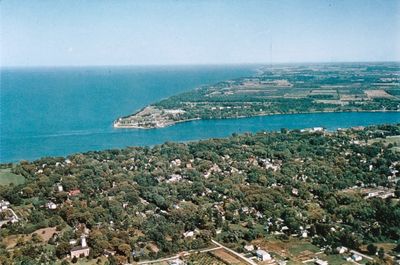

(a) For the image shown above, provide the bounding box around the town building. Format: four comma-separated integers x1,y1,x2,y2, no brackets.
351,254,362,262
70,236,90,259
256,249,271,261
336,246,348,254
0,200,10,210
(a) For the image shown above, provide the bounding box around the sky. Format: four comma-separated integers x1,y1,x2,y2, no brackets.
1,0,399,67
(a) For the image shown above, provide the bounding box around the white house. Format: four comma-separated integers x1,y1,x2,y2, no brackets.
256,249,271,261
244,245,254,252
46,202,57,210
336,246,348,254
167,174,182,183
183,231,194,238
0,200,10,210
57,184,64,192
352,254,362,262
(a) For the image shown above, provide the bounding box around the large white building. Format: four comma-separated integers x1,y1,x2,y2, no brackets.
256,249,271,261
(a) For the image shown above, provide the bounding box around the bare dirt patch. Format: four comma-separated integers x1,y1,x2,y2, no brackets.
211,249,246,265
2,227,58,249
32,227,57,242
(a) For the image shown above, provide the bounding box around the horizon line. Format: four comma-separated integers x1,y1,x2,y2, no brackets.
1,60,400,69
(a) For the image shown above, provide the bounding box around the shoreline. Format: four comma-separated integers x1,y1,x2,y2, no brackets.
113,109,400,129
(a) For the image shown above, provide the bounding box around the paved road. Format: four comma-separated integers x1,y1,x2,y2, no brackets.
350,250,373,260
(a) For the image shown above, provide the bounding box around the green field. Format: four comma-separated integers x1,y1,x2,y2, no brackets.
288,241,320,256
0,168,25,185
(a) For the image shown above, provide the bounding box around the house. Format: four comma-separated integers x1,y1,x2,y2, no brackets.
70,236,90,259
312,127,324,132
46,202,57,210
314,259,328,265
336,246,348,254
281,226,289,232
351,254,362,262
57,184,64,192
68,189,81,197
166,174,182,183
365,190,381,198
0,200,10,210
244,245,254,252
170,159,182,167
256,249,271,261
104,249,116,257
183,231,194,238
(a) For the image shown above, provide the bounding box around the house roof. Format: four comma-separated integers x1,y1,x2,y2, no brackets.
71,246,90,252
256,249,269,256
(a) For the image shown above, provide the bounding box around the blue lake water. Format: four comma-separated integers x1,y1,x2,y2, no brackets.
1,65,399,163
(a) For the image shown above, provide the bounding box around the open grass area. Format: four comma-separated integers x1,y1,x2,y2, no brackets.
324,254,353,265
0,168,25,185
288,242,320,256
253,237,320,260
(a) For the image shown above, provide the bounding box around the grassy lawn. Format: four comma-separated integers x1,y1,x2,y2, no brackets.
324,254,353,265
288,241,320,256
0,168,25,185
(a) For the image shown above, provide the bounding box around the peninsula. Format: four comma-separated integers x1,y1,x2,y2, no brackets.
114,62,400,129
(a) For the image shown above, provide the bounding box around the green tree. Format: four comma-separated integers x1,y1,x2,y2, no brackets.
367,244,377,255
377,247,384,259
